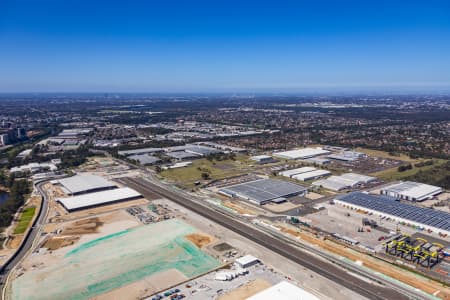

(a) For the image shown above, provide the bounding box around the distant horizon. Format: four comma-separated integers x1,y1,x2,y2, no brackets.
1,84,450,96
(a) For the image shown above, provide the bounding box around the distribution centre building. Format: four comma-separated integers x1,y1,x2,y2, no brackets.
279,167,316,178
334,192,450,235
291,169,331,181
312,177,351,191
57,187,141,212
380,181,442,202
128,154,161,165
247,281,320,300
219,179,307,205
272,147,330,160
55,174,117,195
312,173,376,191
250,155,277,164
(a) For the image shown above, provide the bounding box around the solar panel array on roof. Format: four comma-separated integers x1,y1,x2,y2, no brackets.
219,179,307,204
336,192,450,232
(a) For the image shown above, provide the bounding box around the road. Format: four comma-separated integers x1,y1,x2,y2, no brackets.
119,176,422,300
0,181,50,299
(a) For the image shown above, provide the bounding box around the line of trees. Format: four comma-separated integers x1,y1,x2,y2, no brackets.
0,179,31,228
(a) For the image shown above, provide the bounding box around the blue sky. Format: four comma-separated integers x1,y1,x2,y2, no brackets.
1,0,450,92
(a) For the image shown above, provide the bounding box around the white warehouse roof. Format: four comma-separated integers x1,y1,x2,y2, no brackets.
292,169,331,181
246,281,320,300
273,148,330,160
312,178,350,191
381,181,442,201
279,167,316,178
340,173,376,184
312,173,375,191
56,174,116,195
236,254,259,266
57,187,141,211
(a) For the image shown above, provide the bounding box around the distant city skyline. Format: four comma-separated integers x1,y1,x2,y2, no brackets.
1,0,450,92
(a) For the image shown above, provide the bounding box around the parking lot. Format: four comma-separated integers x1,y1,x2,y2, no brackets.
126,203,174,224
306,204,398,248
147,261,296,300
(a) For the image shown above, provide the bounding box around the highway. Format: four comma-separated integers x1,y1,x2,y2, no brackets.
119,176,422,300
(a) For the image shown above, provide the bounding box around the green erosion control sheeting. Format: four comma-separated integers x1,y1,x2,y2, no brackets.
12,219,219,300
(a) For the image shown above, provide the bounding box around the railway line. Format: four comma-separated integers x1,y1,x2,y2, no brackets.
119,176,422,300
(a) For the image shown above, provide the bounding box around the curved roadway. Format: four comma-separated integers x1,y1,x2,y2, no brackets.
0,181,51,300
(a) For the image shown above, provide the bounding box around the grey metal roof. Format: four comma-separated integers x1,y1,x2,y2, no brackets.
118,147,163,156
128,154,161,165
166,151,200,160
336,192,450,231
220,179,307,204
57,174,116,195
185,145,221,156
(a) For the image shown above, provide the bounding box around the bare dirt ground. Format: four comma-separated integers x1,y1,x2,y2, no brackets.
6,235,23,249
217,278,271,300
91,269,187,300
276,223,450,299
62,217,104,235
305,192,324,200
222,200,256,215
43,236,80,251
185,233,214,248
264,201,300,213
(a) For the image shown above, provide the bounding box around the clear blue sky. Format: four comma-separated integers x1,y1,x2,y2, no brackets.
1,0,450,93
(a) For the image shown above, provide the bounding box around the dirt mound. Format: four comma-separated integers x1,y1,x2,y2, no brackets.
185,233,212,248
43,236,80,250
62,217,103,235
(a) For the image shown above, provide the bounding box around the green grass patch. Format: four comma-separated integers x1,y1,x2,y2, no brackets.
372,159,448,182
159,155,253,188
13,207,36,235
355,147,419,163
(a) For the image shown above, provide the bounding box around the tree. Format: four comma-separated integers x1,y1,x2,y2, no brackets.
201,172,210,180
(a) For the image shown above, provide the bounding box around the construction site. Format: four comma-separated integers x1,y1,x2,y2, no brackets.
384,234,443,267
5,153,450,300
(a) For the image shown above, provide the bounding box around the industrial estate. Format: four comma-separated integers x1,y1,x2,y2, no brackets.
0,95,449,300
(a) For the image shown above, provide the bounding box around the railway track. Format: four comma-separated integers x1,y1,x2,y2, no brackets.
120,176,421,300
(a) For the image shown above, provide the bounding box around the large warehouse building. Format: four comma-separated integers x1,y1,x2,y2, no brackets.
380,181,442,202
57,187,141,212
219,179,307,205
273,147,330,160
247,281,320,300
55,174,117,195
312,173,376,191
279,167,316,178
334,192,450,235
291,169,331,181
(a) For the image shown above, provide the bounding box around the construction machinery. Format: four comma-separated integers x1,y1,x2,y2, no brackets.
384,234,444,268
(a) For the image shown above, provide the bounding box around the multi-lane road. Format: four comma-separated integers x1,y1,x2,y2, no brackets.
119,176,426,300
